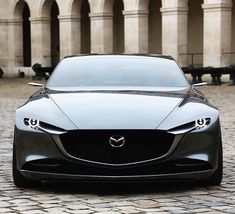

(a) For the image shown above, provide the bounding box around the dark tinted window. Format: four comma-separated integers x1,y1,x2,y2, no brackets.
47,56,189,88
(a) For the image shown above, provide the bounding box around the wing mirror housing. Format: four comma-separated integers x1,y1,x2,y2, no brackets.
28,82,44,88
192,82,207,88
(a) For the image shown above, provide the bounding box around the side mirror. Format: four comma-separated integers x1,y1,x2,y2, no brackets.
28,82,44,88
192,82,207,88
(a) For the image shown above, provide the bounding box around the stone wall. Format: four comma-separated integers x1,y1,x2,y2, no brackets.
0,0,234,76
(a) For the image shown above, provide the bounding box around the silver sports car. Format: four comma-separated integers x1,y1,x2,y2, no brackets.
13,54,223,187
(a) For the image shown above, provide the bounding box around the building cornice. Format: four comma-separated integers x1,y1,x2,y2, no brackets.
89,12,113,20
122,10,149,18
58,15,81,21
29,17,51,23
202,3,232,12
160,7,188,15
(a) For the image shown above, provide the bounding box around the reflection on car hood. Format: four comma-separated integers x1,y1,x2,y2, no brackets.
47,86,189,93
49,89,188,129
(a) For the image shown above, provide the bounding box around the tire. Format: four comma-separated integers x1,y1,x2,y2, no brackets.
12,136,41,188
201,141,223,186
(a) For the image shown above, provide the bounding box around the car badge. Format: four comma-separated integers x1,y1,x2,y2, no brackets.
109,135,125,148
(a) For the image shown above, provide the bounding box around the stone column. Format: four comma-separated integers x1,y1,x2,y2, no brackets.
202,2,232,67
0,19,8,68
89,12,113,53
8,19,23,66
123,10,149,53
30,17,51,67
58,15,81,58
161,6,188,66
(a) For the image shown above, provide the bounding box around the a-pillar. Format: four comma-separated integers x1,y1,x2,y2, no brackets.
30,17,51,66
161,4,188,66
59,15,81,58
202,1,232,67
89,12,113,53
123,10,149,53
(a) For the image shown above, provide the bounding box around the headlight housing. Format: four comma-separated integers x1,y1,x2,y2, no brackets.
24,118,66,135
168,118,211,134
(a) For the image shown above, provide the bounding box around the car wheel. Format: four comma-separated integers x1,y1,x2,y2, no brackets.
202,141,223,186
12,137,41,188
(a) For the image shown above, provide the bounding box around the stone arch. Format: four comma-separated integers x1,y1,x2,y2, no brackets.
13,0,31,66
113,0,124,53
40,0,61,17
66,0,90,54
231,0,235,64
138,0,149,11
12,0,31,18
103,0,115,13
148,0,162,54
51,1,60,66
36,0,60,66
188,0,203,66
14,0,27,18
70,0,83,16
41,0,54,17
81,0,91,53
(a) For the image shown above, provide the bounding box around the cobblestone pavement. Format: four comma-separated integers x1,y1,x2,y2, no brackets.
0,78,235,214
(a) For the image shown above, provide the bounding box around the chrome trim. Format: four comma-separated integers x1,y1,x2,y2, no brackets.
168,126,196,135
109,135,125,148
38,126,67,135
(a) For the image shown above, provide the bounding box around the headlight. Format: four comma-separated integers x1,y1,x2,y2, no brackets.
24,118,39,130
24,118,66,135
168,118,211,134
195,118,210,129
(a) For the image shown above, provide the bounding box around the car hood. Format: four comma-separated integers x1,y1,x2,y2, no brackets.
49,90,188,129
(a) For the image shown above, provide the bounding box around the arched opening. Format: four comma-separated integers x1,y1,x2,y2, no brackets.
23,4,31,66
14,0,31,66
188,0,203,67
113,0,124,53
231,0,235,64
81,0,90,54
148,0,161,54
51,1,60,67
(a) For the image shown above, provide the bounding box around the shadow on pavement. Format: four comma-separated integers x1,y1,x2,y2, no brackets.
31,181,204,195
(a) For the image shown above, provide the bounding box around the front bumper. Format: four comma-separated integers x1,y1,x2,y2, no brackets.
14,122,221,182
20,169,215,183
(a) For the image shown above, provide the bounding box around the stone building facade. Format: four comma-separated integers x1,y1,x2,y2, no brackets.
0,0,234,76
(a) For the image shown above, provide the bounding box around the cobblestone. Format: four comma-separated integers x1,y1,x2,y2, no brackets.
0,78,235,213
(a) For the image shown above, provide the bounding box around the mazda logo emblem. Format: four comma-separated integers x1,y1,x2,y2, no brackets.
109,135,125,148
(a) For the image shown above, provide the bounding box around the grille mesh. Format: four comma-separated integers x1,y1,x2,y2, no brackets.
60,130,174,165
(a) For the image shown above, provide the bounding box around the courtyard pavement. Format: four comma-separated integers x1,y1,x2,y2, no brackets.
0,78,235,214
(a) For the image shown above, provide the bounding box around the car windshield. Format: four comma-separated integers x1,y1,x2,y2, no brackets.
46,56,189,89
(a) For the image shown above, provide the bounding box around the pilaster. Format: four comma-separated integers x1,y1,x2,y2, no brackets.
161,6,188,66
58,15,81,57
123,10,149,53
30,17,51,66
202,2,232,67
89,12,113,53
8,18,23,66
0,19,9,68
